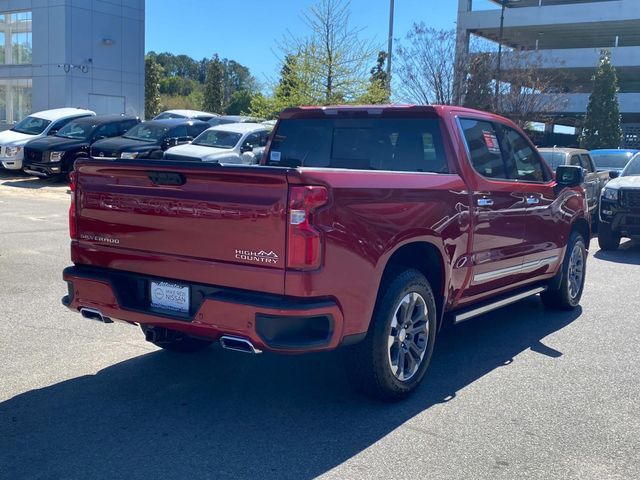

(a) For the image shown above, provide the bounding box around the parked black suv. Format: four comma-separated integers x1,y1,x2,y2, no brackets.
90,119,209,160
22,115,139,178
599,153,640,250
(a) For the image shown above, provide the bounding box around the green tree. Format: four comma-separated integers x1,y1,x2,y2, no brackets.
462,53,494,112
144,55,163,118
279,0,375,104
203,54,224,114
249,92,280,120
580,49,622,149
225,90,253,115
359,51,389,104
222,59,257,107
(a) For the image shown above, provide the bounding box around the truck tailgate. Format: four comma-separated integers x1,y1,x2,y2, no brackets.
73,160,289,293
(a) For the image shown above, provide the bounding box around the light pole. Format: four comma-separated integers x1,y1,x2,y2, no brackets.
494,0,520,109
387,0,395,98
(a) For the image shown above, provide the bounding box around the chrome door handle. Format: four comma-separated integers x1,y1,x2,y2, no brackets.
477,198,494,207
526,197,540,205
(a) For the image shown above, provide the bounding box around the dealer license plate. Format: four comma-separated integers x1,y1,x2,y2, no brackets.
150,281,190,313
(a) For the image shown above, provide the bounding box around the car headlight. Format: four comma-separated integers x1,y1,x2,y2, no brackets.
49,151,64,162
120,152,139,159
602,187,619,201
5,146,22,157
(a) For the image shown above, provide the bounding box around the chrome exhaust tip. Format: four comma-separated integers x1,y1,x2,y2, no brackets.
80,307,113,324
219,335,262,354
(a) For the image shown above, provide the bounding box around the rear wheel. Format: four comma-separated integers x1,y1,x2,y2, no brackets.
141,325,213,353
598,222,620,251
343,269,437,401
541,232,587,310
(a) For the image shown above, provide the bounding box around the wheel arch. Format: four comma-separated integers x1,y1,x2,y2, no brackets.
377,240,447,330
572,217,591,250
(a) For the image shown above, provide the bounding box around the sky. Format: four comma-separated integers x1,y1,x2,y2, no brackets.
145,0,495,87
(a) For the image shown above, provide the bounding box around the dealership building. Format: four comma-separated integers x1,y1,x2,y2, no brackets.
0,0,144,129
457,0,640,148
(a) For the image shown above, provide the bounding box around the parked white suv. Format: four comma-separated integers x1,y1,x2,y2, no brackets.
163,123,271,164
0,108,95,170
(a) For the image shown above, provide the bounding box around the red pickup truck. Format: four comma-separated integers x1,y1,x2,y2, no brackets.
62,105,590,400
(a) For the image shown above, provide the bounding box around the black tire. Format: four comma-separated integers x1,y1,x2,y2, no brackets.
598,222,620,251
141,325,213,353
541,231,587,310
343,269,437,402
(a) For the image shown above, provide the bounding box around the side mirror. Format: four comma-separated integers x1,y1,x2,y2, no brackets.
48,129,59,136
241,144,254,153
555,165,585,189
93,135,106,141
609,170,620,179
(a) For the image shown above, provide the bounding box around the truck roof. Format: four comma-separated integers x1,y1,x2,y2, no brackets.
30,107,95,121
279,104,513,123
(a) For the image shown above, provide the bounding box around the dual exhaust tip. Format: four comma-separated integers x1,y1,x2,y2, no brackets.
219,335,262,354
80,307,113,324
79,308,260,354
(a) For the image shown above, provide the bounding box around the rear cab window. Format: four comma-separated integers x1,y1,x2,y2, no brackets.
265,117,449,173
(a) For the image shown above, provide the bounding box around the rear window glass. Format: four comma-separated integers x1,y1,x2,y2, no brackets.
266,118,448,173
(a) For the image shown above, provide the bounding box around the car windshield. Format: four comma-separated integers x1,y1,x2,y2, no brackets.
622,154,640,176
590,152,635,170
11,116,51,135
123,124,168,142
539,151,566,168
192,130,242,149
56,121,94,140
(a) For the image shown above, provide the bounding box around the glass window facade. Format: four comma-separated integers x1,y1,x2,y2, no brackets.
0,78,32,127
0,11,32,64
0,11,32,125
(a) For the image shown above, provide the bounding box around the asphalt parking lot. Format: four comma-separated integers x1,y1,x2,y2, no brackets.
1,171,639,480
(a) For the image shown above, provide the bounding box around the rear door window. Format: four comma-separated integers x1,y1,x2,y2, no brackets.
266,117,448,173
459,118,507,179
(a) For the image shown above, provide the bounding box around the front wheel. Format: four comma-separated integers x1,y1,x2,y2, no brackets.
541,232,587,310
343,269,437,401
598,222,620,251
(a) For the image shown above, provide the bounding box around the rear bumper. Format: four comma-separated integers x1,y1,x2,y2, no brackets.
62,265,346,353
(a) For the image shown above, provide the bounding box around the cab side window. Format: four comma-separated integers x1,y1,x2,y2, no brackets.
243,132,260,149
258,130,270,147
580,154,595,173
48,117,76,135
459,118,507,179
169,126,188,139
188,123,208,138
94,123,120,139
569,155,581,167
119,119,138,135
501,126,549,182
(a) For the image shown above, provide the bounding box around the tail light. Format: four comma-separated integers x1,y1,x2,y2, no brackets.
287,185,329,270
68,170,78,240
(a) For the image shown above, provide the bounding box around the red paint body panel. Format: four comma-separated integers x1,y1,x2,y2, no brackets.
63,105,589,352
